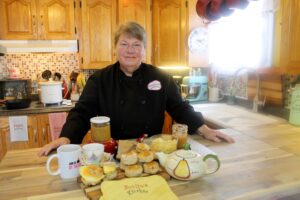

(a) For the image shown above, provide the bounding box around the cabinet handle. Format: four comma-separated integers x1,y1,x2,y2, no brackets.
42,127,46,141
40,15,44,39
32,15,36,26
34,129,37,143
32,15,37,38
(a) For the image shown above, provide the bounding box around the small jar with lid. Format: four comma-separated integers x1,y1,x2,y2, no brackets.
90,116,111,142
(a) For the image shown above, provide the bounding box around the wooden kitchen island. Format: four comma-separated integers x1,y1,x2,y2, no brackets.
1,123,300,200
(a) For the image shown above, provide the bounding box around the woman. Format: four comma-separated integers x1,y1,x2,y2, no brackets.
39,21,234,156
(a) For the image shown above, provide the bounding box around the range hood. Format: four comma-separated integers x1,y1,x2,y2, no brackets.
0,40,78,53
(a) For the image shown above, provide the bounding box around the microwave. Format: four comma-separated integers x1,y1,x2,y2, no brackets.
0,79,31,100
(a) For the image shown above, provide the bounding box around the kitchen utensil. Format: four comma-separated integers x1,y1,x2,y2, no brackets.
46,144,81,179
0,79,31,100
76,72,86,93
80,143,104,165
39,81,63,104
208,87,224,102
41,70,52,81
156,149,220,180
181,84,201,99
5,99,31,109
69,71,79,83
181,76,208,102
53,72,62,81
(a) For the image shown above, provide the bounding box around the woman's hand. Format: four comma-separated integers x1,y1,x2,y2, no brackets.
197,125,235,143
38,137,71,156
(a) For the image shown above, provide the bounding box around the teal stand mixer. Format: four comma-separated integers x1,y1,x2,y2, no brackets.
181,69,208,102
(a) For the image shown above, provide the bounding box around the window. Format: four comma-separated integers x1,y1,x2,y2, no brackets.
208,0,278,73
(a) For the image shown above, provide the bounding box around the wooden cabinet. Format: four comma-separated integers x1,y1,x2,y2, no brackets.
280,0,300,71
0,128,7,161
0,0,37,39
152,0,188,66
37,114,51,146
80,0,117,69
0,0,76,40
0,114,51,150
118,0,152,63
79,0,188,69
80,0,152,69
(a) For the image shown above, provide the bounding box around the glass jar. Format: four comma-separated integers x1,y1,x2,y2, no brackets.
90,116,111,142
172,123,188,149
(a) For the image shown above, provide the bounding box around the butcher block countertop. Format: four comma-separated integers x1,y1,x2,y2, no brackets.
1,123,300,200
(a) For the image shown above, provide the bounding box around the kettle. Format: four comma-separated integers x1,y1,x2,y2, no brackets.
156,149,220,180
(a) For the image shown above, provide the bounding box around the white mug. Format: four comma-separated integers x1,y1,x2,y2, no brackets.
46,144,81,179
81,143,104,165
209,87,224,102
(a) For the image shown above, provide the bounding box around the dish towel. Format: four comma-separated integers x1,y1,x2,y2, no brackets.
48,112,67,141
100,175,178,200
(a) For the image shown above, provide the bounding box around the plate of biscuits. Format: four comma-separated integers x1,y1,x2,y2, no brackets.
79,137,175,200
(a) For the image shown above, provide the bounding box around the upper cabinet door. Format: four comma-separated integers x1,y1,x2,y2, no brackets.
280,0,300,70
39,0,76,39
152,0,188,66
0,0,75,40
0,0,37,39
81,0,117,69
118,0,152,64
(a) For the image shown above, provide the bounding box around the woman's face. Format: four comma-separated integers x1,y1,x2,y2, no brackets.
116,34,145,76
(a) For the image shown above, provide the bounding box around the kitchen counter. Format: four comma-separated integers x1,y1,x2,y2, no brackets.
0,101,75,116
1,124,300,199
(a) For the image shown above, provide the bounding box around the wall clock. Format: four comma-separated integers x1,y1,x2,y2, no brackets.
188,27,208,54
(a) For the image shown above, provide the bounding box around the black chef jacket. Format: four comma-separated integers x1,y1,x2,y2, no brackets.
60,62,204,144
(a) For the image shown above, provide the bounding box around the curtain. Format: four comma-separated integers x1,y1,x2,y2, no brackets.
208,0,278,73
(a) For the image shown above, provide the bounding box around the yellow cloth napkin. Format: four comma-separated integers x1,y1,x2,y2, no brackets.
100,175,178,200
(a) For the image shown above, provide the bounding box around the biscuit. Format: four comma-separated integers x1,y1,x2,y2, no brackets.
125,164,143,177
102,162,117,180
136,143,150,152
121,151,138,165
143,161,160,174
138,150,154,163
80,165,104,185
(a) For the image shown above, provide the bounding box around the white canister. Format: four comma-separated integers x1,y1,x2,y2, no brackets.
39,81,63,104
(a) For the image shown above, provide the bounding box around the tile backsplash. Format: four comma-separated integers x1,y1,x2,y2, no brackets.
216,73,248,99
0,53,96,81
282,74,300,108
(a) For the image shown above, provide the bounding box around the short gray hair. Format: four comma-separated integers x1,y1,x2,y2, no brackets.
114,21,146,47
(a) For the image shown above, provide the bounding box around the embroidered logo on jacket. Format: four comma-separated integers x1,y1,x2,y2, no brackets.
147,80,161,91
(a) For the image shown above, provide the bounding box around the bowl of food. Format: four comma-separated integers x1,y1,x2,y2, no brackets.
147,134,178,154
